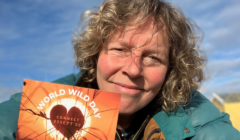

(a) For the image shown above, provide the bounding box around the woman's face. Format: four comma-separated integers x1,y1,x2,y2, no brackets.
97,21,169,116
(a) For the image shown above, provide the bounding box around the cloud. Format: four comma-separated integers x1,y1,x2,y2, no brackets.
206,58,240,76
0,84,21,103
168,1,240,51
0,0,104,102
0,0,105,75
0,0,104,43
199,58,240,98
200,78,240,99
200,2,240,49
164,1,240,100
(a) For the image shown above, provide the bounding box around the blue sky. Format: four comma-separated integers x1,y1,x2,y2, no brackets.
0,0,240,102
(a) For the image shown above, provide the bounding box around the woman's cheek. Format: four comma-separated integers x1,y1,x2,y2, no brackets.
146,68,167,89
97,53,121,78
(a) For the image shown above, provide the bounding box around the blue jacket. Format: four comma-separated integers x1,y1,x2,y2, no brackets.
0,73,239,140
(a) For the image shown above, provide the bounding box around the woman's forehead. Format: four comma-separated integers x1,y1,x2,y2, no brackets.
109,22,169,50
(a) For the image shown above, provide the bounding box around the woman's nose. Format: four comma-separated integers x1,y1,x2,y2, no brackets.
121,52,142,78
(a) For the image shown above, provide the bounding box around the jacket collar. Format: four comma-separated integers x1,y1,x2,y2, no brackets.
153,106,196,140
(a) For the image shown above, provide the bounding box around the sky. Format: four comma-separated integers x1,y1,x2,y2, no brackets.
0,0,240,102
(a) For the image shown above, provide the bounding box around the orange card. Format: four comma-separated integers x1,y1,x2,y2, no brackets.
16,79,121,140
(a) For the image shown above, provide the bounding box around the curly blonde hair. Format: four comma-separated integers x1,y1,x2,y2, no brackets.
73,0,204,112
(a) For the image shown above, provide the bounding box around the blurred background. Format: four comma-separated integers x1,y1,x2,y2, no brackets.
0,0,239,130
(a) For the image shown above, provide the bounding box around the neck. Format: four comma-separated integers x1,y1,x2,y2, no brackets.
117,113,136,129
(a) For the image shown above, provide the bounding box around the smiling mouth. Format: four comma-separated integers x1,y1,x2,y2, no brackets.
114,83,142,94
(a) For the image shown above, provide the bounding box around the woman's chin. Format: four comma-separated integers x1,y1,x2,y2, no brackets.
118,110,134,116
118,103,139,116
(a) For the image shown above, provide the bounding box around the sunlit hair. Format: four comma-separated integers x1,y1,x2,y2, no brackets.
73,0,204,112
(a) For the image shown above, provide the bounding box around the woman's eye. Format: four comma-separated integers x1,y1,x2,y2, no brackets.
143,55,162,66
108,47,131,57
149,56,159,61
114,48,123,51
109,48,124,52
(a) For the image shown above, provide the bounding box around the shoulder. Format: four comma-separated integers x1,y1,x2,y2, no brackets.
184,91,240,140
0,92,21,139
0,73,81,140
52,72,82,85
151,91,240,140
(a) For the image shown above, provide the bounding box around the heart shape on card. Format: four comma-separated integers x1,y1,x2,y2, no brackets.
50,105,84,139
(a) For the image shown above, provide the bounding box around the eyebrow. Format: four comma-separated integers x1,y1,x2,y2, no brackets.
116,37,168,57
118,40,133,48
118,38,165,51
118,40,152,49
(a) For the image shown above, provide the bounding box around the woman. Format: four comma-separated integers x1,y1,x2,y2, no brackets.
72,0,240,139
0,0,239,140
